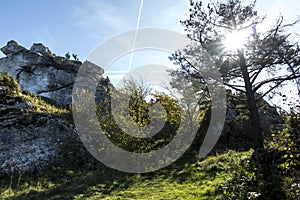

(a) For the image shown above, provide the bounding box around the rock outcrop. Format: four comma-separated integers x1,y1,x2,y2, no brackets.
1,40,27,55
0,40,84,107
0,78,96,175
219,92,282,148
0,40,283,174
0,87,68,174
0,41,110,175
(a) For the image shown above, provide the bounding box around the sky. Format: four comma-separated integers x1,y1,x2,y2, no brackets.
0,0,190,60
0,0,299,108
1,0,299,60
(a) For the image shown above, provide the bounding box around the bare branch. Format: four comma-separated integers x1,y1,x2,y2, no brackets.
254,69,300,92
224,82,246,93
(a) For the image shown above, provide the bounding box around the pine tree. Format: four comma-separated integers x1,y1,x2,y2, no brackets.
170,0,300,148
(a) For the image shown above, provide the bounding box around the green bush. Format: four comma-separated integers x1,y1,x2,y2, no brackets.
221,112,300,199
96,93,182,153
0,72,21,95
274,113,300,172
220,149,286,199
271,112,300,199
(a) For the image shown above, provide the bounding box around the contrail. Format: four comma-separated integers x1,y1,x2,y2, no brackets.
128,0,144,72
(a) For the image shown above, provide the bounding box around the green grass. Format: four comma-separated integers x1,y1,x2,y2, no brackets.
0,72,71,121
1,73,299,199
0,150,254,200
19,90,71,121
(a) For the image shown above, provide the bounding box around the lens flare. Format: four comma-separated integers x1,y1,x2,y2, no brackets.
223,31,247,51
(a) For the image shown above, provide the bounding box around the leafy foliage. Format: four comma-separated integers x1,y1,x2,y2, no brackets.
269,113,300,199
221,112,300,199
0,72,70,119
0,72,21,95
275,113,300,171
96,90,182,153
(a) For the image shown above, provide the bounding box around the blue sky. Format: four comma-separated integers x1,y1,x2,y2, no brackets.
1,0,298,60
0,0,299,92
0,0,190,59
0,0,299,110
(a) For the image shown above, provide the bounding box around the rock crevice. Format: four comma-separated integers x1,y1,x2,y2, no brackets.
0,40,84,107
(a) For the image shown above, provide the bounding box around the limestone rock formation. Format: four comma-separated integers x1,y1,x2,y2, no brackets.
1,40,27,55
0,41,111,175
0,81,96,175
0,89,64,174
219,92,282,148
30,43,52,55
0,40,93,107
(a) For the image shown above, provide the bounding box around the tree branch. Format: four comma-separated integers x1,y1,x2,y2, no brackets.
224,82,246,93
254,70,300,92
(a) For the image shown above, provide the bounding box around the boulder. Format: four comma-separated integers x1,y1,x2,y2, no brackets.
1,40,27,55
0,41,107,107
30,43,52,55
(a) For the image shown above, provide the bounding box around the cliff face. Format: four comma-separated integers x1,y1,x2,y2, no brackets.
0,41,107,175
219,92,282,148
0,40,81,107
0,73,93,175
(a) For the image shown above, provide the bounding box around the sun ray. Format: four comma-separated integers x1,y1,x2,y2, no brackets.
223,31,248,52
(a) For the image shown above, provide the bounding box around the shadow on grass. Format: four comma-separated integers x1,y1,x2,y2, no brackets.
6,163,136,200
4,148,198,200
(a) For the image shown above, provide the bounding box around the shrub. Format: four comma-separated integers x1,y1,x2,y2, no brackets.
0,72,20,95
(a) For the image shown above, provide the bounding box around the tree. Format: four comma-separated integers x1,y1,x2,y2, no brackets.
170,0,300,148
65,52,70,59
72,53,79,61
119,78,152,127
95,77,182,152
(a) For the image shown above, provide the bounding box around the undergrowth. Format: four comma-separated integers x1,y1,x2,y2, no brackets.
1,72,299,199
0,72,71,122
0,150,254,200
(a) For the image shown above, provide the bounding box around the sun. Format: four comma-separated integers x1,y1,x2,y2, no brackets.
223,31,248,52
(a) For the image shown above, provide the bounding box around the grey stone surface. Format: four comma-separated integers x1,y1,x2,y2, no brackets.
1,40,27,55
0,41,110,175
0,40,100,107
30,43,52,55
0,93,80,174
219,92,281,146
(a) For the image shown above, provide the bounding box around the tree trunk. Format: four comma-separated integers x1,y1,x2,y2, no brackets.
238,49,264,149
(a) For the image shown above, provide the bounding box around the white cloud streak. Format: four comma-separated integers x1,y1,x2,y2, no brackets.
128,0,144,72
73,0,125,31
